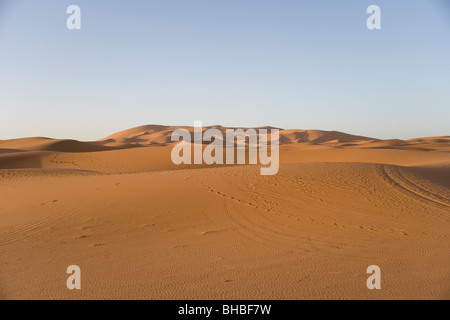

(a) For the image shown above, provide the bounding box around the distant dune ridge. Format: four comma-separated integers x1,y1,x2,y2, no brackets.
0,125,449,299
0,124,449,172
2,124,449,151
99,124,377,147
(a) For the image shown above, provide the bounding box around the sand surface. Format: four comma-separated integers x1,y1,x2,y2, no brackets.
0,126,449,299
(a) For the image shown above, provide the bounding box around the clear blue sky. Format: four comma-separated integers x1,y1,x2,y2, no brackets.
0,0,449,140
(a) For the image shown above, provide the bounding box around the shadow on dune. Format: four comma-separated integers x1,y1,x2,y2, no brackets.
407,166,450,189
0,148,24,154
0,152,43,169
40,140,121,153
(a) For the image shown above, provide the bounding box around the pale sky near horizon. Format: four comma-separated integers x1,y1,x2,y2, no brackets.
0,0,449,141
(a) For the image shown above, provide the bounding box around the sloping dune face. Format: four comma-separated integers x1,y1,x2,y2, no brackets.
0,126,449,299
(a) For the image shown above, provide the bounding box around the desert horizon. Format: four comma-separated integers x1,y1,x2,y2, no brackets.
2,124,449,145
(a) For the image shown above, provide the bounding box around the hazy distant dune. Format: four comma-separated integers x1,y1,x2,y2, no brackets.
0,125,449,173
99,125,378,147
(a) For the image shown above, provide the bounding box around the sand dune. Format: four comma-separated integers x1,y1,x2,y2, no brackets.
0,125,449,299
99,125,377,147
1,124,448,173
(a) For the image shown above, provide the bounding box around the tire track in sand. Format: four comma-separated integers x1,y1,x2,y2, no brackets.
377,164,450,210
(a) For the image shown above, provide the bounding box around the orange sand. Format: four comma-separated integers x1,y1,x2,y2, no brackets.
0,126,449,299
